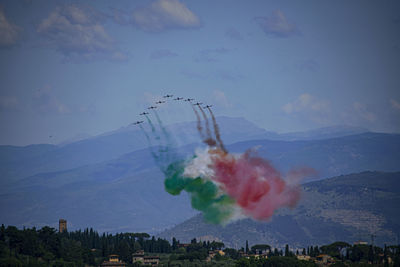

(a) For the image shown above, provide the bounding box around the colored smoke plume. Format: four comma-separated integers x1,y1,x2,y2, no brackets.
138,98,315,224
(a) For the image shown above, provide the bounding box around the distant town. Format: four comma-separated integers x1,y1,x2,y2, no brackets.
0,219,399,266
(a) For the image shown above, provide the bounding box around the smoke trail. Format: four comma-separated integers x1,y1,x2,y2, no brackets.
144,115,160,140
152,110,178,171
139,124,159,160
191,104,205,140
198,106,217,147
136,96,314,225
210,149,303,220
205,107,227,153
164,160,235,224
153,110,171,143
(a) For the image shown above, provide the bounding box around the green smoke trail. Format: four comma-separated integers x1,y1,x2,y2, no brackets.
152,110,178,170
164,160,235,224
145,115,160,140
140,106,234,224
153,110,172,143
139,124,159,160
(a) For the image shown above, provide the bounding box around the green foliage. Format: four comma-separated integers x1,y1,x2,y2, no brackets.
250,244,271,255
1,224,400,267
0,225,171,266
235,256,317,267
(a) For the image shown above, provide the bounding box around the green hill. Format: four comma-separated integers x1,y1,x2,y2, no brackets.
158,171,400,248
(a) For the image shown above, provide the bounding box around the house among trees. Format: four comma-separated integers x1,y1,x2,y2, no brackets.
132,250,160,266
316,254,335,264
354,240,368,245
100,255,127,267
297,254,311,261
132,250,145,263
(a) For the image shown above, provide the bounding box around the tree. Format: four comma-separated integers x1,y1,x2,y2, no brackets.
245,240,249,254
172,237,179,250
210,241,225,250
251,244,271,255
285,244,290,257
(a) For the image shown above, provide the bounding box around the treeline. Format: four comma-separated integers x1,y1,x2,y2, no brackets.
1,224,400,267
0,224,171,266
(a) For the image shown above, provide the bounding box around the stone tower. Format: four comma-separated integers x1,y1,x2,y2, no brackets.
59,219,67,233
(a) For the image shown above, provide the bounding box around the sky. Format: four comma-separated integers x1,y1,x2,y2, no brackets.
0,0,399,146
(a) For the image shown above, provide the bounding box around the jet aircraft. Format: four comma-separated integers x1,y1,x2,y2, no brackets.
155,100,165,104
185,98,194,102
193,102,203,106
132,121,144,125
163,94,173,98
148,106,157,110
139,112,149,115
174,97,183,100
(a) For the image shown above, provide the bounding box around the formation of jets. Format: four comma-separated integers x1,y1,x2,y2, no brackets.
132,94,212,127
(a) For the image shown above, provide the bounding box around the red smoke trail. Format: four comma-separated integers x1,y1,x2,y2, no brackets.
210,149,311,220
198,106,217,147
205,107,227,153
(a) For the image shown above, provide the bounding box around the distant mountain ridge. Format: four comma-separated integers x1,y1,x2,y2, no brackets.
0,118,370,186
158,171,400,248
0,132,399,234
1,117,398,235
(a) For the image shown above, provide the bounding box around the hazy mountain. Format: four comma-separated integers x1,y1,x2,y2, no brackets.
1,133,399,235
0,147,197,233
228,132,400,180
58,133,93,146
0,117,371,187
0,117,267,186
277,125,368,141
158,171,400,248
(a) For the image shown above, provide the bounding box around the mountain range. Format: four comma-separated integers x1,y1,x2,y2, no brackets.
159,171,400,248
0,117,399,237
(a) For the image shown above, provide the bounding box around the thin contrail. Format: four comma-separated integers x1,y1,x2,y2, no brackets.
191,104,206,140
139,124,158,159
198,105,217,147
145,114,160,140
206,106,227,153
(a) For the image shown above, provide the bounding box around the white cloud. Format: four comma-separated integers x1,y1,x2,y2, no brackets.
212,90,232,108
255,10,298,38
0,7,22,47
37,5,126,62
33,86,70,114
282,93,331,125
132,0,200,32
353,102,376,122
282,93,329,114
390,99,400,110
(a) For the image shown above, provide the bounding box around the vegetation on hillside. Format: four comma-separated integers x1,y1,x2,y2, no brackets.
1,224,400,266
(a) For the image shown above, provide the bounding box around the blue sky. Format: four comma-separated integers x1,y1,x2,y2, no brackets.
0,0,399,145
